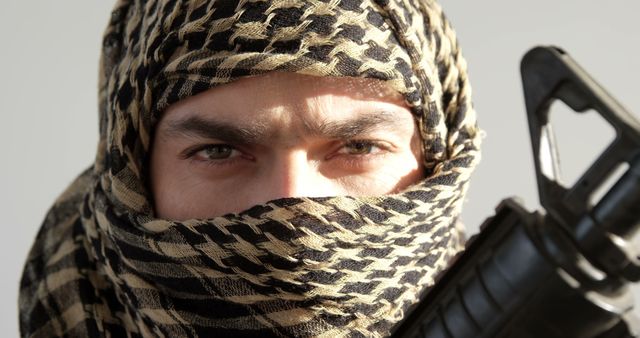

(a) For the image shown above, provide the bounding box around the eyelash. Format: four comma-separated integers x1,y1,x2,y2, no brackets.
335,140,389,156
182,144,245,167
183,140,390,167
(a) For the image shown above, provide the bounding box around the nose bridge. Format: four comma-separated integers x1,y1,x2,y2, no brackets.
269,150,328,199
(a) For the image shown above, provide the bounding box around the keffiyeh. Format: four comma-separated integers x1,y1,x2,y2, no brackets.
20,0,481,336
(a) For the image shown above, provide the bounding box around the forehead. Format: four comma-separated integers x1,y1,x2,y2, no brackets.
229,72,405,100
160,72,410,123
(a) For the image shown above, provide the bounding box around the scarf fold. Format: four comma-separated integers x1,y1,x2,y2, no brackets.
20,0,481,337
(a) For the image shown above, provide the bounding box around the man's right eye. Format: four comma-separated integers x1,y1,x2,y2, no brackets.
184,144,240,162
198,145,234,159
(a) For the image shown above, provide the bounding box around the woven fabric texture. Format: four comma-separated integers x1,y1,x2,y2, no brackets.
20,0,481,337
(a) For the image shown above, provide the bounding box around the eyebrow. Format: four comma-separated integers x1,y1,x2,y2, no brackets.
163,111,405,145
164,116,266,145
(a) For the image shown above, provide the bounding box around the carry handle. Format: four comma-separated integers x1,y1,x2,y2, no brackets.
520,46,640,228
521,46,640,282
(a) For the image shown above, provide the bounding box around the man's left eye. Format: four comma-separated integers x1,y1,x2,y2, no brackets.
339,140,385,155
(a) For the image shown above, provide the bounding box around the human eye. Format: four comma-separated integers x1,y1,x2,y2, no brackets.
337,140,389,156
327,139,393,171
183,144,243,165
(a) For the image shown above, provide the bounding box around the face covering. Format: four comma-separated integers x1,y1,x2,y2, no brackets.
19,0,481,336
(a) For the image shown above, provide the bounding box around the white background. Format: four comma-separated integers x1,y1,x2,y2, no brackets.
1,1,638,335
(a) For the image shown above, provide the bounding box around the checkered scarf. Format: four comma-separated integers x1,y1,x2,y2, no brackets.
19,0,481,337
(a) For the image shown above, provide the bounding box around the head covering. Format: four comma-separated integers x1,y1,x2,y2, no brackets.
20,0,481,337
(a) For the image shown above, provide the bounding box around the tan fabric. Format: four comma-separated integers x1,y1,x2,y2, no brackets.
20,0,481,337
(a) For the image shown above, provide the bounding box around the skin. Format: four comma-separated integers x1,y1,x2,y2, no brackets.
150,72,425,220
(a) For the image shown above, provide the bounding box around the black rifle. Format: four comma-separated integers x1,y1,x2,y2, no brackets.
390,46,640,338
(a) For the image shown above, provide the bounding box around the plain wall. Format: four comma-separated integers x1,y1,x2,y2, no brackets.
1,0,638,334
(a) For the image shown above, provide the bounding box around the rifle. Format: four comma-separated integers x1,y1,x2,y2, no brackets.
390,46,640,338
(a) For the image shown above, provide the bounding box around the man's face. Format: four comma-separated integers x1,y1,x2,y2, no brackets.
150,72,424,220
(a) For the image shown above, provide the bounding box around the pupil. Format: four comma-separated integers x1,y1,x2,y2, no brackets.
349,142,371,154
205,145,231,159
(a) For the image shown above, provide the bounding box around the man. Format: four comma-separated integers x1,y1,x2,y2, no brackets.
150,73,425,219
20,0,481,337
